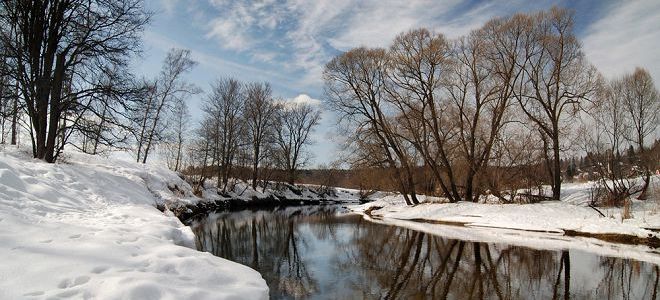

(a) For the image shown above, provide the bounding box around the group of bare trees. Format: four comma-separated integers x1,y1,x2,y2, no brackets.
580,68,659,205
132,48,199,165
188,77,321,193
324,7,658,205
0,0,150,162
0,1,321,192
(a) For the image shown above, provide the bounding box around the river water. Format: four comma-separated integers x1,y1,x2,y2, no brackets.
190,205,659,299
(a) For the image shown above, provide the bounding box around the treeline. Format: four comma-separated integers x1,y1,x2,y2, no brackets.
183,77,320,194
323,7,659,205
0,0,321,194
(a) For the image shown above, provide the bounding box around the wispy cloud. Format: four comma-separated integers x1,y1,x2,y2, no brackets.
195,0,576,90
582,0,660,83
144,0,659,166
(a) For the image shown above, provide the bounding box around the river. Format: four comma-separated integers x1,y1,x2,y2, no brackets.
190,205,659,299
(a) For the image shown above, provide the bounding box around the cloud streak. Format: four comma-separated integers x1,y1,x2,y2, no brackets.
582,0,660,84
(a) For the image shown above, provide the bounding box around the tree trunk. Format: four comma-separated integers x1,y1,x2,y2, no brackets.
465,170,475,202
10,90,18,145
552,132,562,200
287,169,295,185
251,146,259,189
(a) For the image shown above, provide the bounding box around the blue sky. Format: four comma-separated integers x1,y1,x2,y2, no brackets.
133,0,660,167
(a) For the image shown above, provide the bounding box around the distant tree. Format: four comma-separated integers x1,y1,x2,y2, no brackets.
274,101,320,185
133,48,197,164
579,77,640,206
202,77,244,191
243,82,278,189
163,96,191,171
620,68,659,199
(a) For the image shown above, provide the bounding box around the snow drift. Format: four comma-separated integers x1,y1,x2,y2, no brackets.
0,147,268,299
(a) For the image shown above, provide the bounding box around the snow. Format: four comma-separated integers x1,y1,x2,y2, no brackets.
196,179,362,203
0,147,268,299
351,180,660,264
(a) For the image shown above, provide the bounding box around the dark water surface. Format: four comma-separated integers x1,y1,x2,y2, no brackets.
190,206,659,299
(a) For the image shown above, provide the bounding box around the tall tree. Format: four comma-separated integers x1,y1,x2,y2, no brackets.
620,68,659,199
0,0,150,162
513,7,599,199
202,77,244,191
324,48,419,205
133,48,197,164
243,82,277,189
274,101,320,185
164,96,190,171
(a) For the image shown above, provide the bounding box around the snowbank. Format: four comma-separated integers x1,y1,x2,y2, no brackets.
0,147,268,299
196,179,362,203
351,180,660,263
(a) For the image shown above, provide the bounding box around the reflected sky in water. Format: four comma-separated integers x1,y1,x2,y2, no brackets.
190,206,659,300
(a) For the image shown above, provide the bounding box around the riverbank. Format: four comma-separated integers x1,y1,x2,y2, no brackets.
0,147,268,299
350,182,660,264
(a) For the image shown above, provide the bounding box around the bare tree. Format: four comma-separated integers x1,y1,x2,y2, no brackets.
274,101,320,185
0,0,150,162
133,48,197,164
202,77,244,191
243,82,278,189
384,29,453,202
163,96,190,171
324,48,420,205
579,77,638,206
620,68,659,199
513,7,599,200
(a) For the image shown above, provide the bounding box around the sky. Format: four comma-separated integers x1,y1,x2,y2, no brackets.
133,0,660,167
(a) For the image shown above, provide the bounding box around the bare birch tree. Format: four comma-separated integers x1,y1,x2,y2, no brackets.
133,48,197,164
163,96,190,171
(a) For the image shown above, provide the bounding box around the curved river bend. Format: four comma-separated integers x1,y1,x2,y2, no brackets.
190,206,659,299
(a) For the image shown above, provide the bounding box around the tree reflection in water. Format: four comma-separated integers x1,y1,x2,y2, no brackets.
190,206,659,300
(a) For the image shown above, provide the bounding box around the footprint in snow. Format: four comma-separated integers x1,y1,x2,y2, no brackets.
58,276,90,289
56,289,80,298
39,239,53,243
91,266,109,274
68,234,81,239
23,291,44,297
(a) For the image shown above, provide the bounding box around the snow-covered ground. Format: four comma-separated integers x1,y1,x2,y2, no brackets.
351,180,660,264
0,147,268,299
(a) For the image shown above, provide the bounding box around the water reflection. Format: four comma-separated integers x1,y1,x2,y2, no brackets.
190,206,659,300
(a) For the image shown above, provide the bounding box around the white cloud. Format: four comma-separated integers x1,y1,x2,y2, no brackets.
142,31,294,85
199,0,560,91
582,0,660,84
288,94,322,106
160,0,180,15
205,18,253,50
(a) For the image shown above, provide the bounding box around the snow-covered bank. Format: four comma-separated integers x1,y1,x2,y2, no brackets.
351,180,660,263
170,177,363,221
0,148,268,299
195,178,362,204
